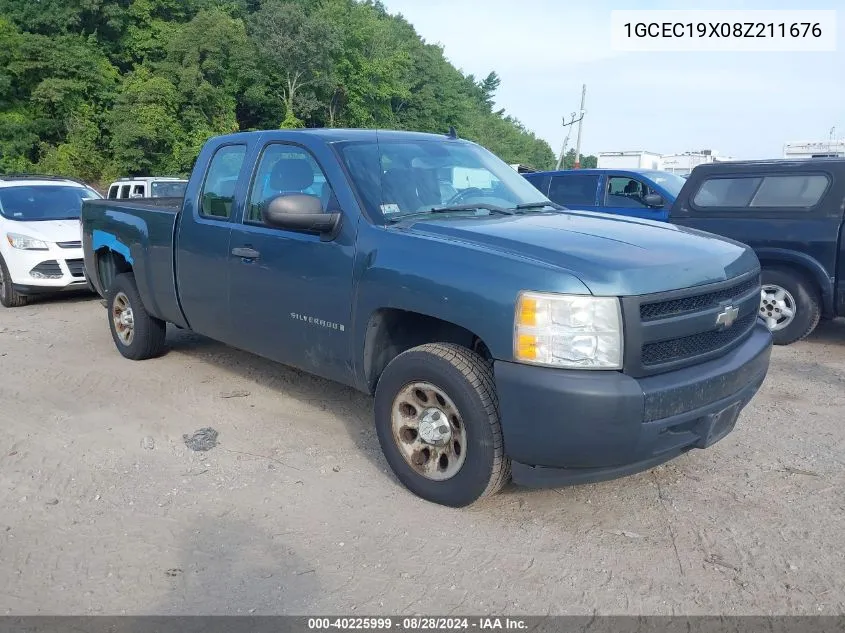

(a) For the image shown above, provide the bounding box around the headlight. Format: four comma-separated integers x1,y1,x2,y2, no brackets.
7,233,49,251
514,291,623,369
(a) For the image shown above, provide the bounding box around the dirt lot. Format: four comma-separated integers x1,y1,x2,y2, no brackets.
1,293,843,616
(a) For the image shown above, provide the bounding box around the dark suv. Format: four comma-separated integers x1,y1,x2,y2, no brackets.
669,158,845,345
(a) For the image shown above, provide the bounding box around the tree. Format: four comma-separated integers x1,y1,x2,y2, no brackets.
561,148,597,169
0,0,558,182
249,0,339,123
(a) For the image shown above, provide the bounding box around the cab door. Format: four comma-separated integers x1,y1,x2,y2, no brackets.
175,142,251,343
226,141,357,385
546,172,600,212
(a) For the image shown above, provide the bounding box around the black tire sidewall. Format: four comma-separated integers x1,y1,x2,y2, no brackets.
374,349,498,507
0,254,24,308
107,273,159,359
762,268,820,345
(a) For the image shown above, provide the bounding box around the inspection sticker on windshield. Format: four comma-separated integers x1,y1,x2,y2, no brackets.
380,203,401,215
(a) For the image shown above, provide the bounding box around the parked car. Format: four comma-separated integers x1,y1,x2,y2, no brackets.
522,168,686,221
106,177,188,200
0,175,101,307
669,158,845,345
82,129,772,507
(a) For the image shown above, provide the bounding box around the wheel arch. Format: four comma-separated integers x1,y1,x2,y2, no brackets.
755,248,834,318
361,308,493,395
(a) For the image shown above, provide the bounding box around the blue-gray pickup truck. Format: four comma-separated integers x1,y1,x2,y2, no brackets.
81,128,773,507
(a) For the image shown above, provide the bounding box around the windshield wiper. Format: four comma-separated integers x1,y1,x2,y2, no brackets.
514,201,566,211
427,203,515,215
386,203,515,223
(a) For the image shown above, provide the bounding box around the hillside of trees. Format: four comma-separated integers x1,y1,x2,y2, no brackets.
0,0,557,185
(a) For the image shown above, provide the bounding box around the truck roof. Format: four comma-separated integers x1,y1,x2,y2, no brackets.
211,128,469,144
0,174,91,188
689,157,845,173
524,168,672,177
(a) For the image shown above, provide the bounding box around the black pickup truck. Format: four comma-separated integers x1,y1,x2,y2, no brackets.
669,158,845,345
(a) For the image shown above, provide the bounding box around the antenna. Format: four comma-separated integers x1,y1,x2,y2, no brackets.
447,126,458,139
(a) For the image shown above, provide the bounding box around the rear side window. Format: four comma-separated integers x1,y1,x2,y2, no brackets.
108,186,118,199
693,174,830,209
693,177,761,208
119,184,131,198
548,174,599,207
200,144,247,219
749,174,829,208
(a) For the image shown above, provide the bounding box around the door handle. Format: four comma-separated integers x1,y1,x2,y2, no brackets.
232,247,260,259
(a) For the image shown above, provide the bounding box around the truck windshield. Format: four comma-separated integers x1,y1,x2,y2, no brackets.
151,181,188,198
0,185,102,221
336,138,555,222
641,171,687,198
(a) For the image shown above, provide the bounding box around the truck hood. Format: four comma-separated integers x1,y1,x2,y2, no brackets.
401,211,758,296
4,218,81,244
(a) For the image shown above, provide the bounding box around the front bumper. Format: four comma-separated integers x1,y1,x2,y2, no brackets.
5,245,89,294
494,321,773,488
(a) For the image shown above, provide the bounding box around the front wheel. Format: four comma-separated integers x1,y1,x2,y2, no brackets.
759,268,820,345
374,343,511,507
107,272,167,360
0,254,28,308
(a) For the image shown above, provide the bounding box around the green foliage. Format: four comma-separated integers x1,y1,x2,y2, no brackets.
559,148,598,169
0,0,556,183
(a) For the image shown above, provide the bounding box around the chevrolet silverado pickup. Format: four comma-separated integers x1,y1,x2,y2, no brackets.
81,129,773,507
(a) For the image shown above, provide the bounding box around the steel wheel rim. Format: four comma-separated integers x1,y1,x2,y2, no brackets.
112,291,135,346
391,381,468,481
760,284,796,331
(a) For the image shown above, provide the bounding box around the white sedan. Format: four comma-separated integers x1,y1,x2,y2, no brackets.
0,176,102,308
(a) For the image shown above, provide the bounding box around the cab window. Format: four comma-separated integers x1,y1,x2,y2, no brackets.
200,144,247,219
606,176,652,208
246,143,336,224
547,174,599,206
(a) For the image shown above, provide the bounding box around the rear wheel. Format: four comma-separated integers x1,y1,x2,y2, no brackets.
374,343,510,507
759,267,820,345
107,272,167,360
0,254,28,308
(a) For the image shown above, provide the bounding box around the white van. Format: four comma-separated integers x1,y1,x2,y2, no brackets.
106,177,188,200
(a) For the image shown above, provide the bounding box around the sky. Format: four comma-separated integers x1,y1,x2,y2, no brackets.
379,0,844,160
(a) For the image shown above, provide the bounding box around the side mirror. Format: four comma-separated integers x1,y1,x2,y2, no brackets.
261,193,341,236
643,193,665,208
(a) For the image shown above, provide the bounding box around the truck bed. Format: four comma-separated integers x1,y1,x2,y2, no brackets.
81,198,184,326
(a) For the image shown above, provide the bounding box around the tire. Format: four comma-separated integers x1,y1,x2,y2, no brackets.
84,271,99,296
374,343,510,507
760,267,820,345
107,272,167,360
0,254,28,308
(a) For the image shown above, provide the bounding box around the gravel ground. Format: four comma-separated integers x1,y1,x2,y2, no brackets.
1,293,843,615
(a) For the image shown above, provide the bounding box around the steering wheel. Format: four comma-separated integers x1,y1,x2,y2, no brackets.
446,187,486,205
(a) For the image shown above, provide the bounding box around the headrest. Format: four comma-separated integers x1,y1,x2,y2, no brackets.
269,158,314,192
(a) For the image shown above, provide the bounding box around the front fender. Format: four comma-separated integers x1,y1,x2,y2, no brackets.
349,223,592,387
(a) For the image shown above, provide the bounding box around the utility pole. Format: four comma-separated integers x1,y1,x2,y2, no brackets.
555,111,583,171
573,84,587,169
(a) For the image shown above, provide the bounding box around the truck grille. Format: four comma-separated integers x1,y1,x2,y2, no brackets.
621,271,762,377
642,311,758,366
65,258,85,278
57,240,82,249
640,275,761,321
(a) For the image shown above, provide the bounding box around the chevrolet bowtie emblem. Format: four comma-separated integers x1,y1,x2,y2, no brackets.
716,305,740,328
